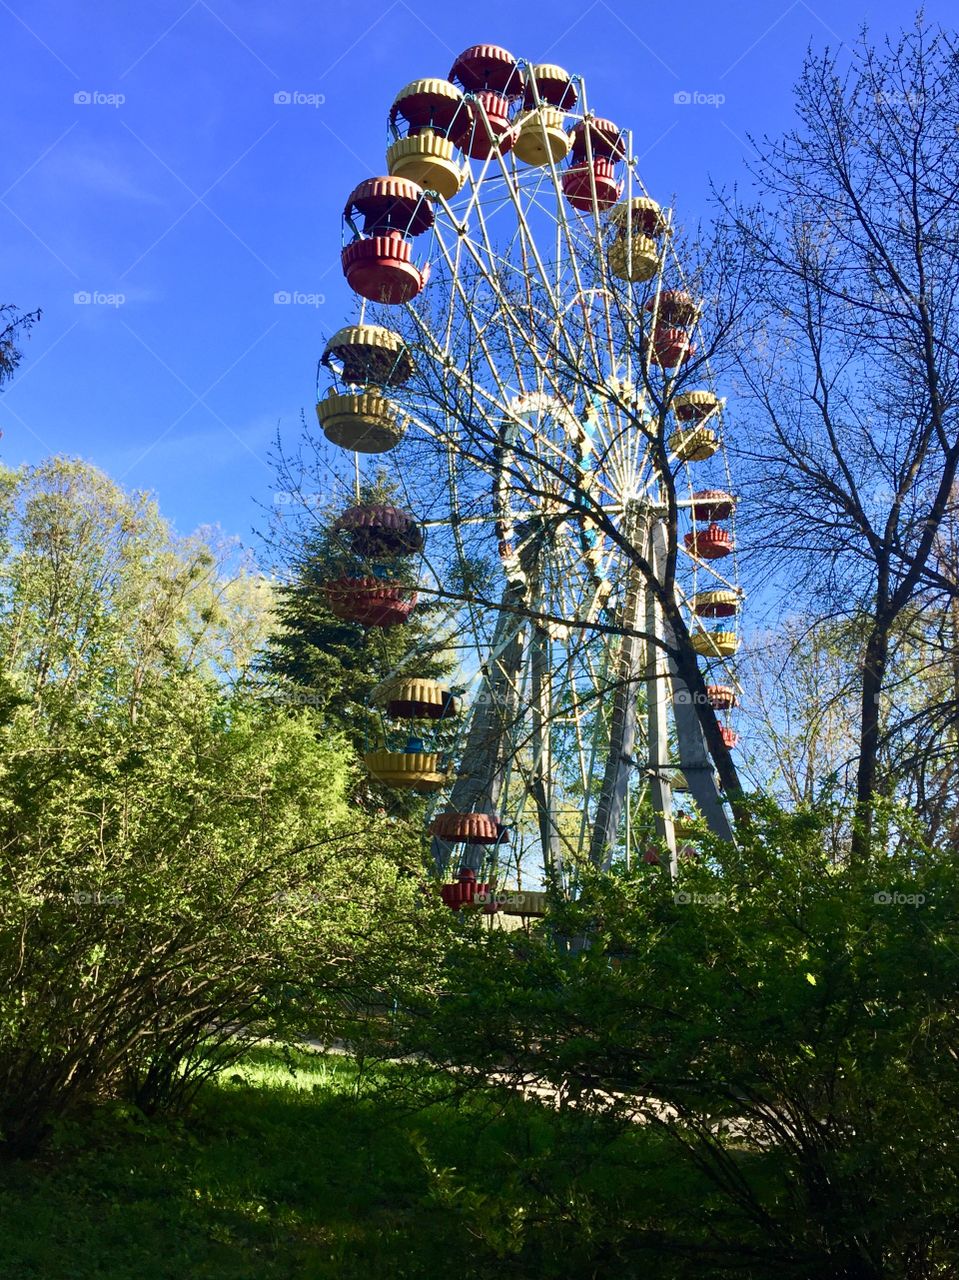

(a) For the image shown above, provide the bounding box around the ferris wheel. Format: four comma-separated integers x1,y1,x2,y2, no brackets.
315,45,743,913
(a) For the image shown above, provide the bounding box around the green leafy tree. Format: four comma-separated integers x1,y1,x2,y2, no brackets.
740,616,861,831
0,458,442,1155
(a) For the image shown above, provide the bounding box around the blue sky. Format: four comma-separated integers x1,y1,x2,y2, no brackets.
0,0,943,552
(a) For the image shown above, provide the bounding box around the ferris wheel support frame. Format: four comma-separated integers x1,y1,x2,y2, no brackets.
645,516,680,874
668,646,735,842
588,502,647,869
430,582,529,876
529,606,565,883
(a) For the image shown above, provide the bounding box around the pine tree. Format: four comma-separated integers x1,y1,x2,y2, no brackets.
262,474,454,815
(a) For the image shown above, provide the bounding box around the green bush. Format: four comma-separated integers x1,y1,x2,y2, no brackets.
0,459,439,1155
396,801,959,1277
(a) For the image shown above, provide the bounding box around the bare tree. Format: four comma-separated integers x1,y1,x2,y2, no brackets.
0,304,40,389
725,19,959,855
881,488,959,844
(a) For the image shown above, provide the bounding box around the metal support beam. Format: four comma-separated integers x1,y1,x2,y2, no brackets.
431,591,526,874
645,518,677,874
529,617,564,885
668,642,735,843
588,505,646,870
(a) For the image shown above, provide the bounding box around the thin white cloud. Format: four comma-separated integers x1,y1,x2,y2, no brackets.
42,142,165,204
104,413,279,477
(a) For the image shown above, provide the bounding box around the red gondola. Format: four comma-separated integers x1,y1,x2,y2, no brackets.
323,577,416,626
440,866,495,912
569,117,626,161
684,523,733,559
690,489,736,522
341,177,433,304
651,326,695,367
449,45,521,159
706,684,738,710
430,812,500,843
333,503,423,557
646,289,698,326
562,158,623,211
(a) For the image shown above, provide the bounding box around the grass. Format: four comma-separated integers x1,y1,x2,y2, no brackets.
0,1045,770,1280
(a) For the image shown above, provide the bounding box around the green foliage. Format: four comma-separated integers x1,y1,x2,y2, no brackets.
261,473,453,814
0,459,440,1155
395,801,959,1277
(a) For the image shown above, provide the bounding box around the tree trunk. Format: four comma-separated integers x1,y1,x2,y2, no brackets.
851,624,890,860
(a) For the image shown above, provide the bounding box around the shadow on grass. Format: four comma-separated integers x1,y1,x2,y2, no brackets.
0,1045,769,1280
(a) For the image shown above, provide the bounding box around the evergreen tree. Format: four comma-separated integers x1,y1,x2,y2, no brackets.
262,472,455,815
